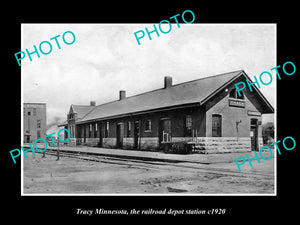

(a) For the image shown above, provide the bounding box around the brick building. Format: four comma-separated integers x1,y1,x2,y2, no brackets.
60,70,274,153
23,103,47,143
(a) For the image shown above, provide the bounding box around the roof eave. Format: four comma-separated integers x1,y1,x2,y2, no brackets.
241,72,275,114
76,102,201,124
200,70,274,114
200,70,244,105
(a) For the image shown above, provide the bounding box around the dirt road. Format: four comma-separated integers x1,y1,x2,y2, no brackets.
23,152,274,194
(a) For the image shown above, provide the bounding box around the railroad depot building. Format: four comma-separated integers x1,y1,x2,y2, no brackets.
60,70,274,153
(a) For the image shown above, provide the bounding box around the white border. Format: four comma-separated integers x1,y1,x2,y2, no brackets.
21,24,24,195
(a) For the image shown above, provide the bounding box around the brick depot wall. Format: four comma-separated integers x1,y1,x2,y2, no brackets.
72,136,257,154
85,138,99,147
140,137,159,151
75,106,205,150
66,138,77,147
102,138,116,148
171,136,253,153
194,137,251,153
258,137,263,150
76,138,84,145
73,94,266,153
75,106,204,140
206,93,262,138
102,137,159,151
123,138,134,149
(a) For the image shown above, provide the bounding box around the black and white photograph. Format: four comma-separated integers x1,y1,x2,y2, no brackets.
4,5,298,221
21,23,276,195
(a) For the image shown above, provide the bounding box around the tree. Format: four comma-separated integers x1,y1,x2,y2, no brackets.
262,122,274,144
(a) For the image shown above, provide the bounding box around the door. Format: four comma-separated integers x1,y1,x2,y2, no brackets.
133,121,140,149
159,118,172,145
97,122,102,147
250,119,258,151
83,125,86,143
212,114,222,137
99,123,105,147
116,123,124,148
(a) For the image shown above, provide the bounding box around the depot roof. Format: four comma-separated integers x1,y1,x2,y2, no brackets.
71,70,273,124
71,105,95,119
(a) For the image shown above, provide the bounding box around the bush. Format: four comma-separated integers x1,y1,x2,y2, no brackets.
163,142,193,154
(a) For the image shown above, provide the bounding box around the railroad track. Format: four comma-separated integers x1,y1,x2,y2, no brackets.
38,148,274,179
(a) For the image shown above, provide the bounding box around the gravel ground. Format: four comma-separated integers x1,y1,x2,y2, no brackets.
23,152,274,194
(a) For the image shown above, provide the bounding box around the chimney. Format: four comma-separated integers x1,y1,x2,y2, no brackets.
90,101,96,106
119,90,126,100
164,76,172,88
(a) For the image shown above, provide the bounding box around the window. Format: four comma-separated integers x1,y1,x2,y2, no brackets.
105,122,109,138
251,118,258,126
94,123,98,138
212,114,222,137
145,120,151,131
37,119,41,128
229,89,244,99
33,108,36,116
89,124,92,137
28,111,31,116
185,115,192,136
186,115,192,129
127,121,131,137
37,130,41,139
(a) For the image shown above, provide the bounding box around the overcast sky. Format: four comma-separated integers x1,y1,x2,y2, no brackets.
22,24,276,125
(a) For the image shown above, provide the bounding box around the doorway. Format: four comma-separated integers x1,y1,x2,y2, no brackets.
133,121,140,150
97,123,103,147
159,118,172,146
83,125,86,143
212,114,222,137
116,123,124,148
250,118,258,151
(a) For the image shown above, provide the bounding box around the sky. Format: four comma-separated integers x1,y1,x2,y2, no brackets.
22,23,276,125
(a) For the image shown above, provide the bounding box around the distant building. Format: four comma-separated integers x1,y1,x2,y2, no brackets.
23,103,46,143
60,70,274,153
